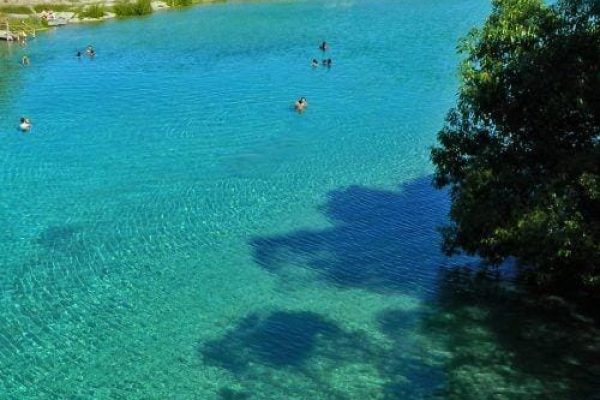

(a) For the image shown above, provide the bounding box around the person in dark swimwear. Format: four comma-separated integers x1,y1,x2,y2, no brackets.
319,41,329,51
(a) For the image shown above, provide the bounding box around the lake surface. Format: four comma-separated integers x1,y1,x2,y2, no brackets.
1,0,599,399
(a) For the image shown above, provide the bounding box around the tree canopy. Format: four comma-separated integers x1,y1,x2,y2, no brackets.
431,0,600,292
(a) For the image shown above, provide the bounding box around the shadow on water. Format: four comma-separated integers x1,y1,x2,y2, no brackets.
387,267,600,400
250,176,454,293
376,306,445,400
202,177,600,399
200,280,600,399
200,310,379,399
201,311,342,372
217,387,252,400
35,225,84,253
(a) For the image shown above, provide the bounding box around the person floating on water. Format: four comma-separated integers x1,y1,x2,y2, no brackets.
295,97,308,112
21,56,30,66
319,41,329,51
19,117,31,132
311,58,319,68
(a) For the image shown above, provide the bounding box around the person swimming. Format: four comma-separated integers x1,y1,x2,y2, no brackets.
76,50,82,58
319,41,329,51
19,117,31,132
311,58,319,67
86,45,95,57
294,97,308,112
21,56,30,66
324,58,332,67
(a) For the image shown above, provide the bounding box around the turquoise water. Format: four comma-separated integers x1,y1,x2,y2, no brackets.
2,1,599,399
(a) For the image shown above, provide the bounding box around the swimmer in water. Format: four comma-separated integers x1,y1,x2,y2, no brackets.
311,58,319,67
76,50,82,58
19,117,31,132
319,41,329,51
294,97,308,112
21,56,30,66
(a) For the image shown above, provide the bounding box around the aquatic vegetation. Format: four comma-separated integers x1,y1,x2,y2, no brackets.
168,0,194,7
33,4,75,12
79,4,107,19
0,5,33,14
114,0,153,17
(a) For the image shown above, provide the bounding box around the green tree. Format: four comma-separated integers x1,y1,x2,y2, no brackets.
431,0,600,292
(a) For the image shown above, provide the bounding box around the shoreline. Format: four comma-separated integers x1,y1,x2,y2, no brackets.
0,0,225,40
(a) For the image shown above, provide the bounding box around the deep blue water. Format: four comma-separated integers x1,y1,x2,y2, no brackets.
1,1,599,399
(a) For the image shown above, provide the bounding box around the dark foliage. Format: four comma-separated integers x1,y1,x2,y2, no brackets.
431,0,600,292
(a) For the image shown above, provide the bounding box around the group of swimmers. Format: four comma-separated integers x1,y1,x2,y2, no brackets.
311,58,332,68
294,41,332,112
17,45,96,131
18,39,321,126
76,45,96,58
19,40,91,68
312,41,333,68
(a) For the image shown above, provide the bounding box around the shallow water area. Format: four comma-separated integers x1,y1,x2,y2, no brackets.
2,0,599,399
